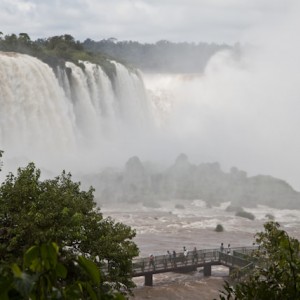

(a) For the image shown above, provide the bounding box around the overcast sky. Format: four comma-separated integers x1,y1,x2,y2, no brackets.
0,0,297,43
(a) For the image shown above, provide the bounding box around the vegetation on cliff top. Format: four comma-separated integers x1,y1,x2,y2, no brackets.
0,32,117,80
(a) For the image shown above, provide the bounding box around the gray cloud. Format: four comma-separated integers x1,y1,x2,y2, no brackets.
0,0,296,42
1,0,300,190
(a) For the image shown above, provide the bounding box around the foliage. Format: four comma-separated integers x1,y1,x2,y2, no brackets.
0,33,43,59
0,242,125,300
235,210,255,220
0,163,139,294
0,33,117,81
0,150,3,171
83,38,232,73
217,221,300,299
215,224,224,232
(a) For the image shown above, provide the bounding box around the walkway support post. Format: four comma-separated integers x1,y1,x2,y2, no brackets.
204,264,211,276
144,274,153,286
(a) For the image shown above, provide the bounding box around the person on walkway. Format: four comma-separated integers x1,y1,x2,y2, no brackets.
220,242,224,252
172,250,177,267
192,246,198,264
227,244,231,255
167,250,172,266
149,254,155,270
183,246,188,265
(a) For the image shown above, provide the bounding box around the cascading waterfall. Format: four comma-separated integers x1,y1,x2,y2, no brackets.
112,61,151,126
0,52,77,158
0,51,154,174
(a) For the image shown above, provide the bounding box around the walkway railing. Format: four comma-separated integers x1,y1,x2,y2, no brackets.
132,246,257,276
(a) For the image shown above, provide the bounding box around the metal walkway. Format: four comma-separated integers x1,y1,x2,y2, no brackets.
131,246,256,286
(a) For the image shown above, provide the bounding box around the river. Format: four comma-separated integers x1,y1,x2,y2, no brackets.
101,199,300,299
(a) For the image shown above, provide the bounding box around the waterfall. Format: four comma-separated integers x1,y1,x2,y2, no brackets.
0,52,153,173
0,52,77,160
112,61,150,126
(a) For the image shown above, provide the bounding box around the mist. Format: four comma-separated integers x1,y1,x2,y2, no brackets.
1,2,300,195
139,3,300,191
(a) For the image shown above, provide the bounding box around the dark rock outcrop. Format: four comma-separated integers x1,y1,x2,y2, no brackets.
86,154,300,209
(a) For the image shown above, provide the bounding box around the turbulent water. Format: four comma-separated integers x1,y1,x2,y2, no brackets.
101,200,300,299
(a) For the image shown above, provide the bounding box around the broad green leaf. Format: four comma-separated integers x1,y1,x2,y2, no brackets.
51,242,59,254
85,282,98,300
24,245,39,268
11,263,22,278
77,256,100,285
55,262,67,278
41,243,57,268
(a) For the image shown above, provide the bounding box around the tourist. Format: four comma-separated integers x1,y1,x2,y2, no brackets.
192,246,198,264
220,242,224,252
227,244,231,255
149,254,155,270
183,246,188,264
167,250,172,266
172,250,177,267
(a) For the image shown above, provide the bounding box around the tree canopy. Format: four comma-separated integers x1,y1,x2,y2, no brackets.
0,163,139,294
0,32,233,75
0,32,118,80
0,242,125,299
218,221,300,300
83,38,232,73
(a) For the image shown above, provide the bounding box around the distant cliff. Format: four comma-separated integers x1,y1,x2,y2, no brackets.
83,39,232,73
87,154,300,209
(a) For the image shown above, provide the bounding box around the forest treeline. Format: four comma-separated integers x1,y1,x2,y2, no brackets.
0,32,233,73
0,32,118,78
83,38,232,73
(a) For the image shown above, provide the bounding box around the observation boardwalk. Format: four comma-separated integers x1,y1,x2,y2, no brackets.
131,246,256,286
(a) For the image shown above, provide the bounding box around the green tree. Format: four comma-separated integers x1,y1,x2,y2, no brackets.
18,33,31,44
0,242,125,299
0,163,138,294
0,150,3,171
218,221,300,300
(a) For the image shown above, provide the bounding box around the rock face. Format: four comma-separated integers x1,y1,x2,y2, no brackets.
122,156,151,202
88,154,300,209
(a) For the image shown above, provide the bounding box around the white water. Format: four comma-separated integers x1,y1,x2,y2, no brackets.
0,52,76,166
101,200,300,257
0,52,153,175
101,201,300,299
1,48,300,192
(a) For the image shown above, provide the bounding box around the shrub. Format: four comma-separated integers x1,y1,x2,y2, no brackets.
218,222,300,300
